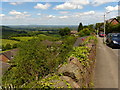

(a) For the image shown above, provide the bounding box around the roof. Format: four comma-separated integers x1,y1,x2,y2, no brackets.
42,40,63,47
70,31,78,34
106,18,119,24
1,61,10,75
0,48,19,61
0,54,9,62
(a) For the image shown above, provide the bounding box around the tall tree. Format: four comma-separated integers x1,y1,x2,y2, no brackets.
78,22,83,32
59,27,70,36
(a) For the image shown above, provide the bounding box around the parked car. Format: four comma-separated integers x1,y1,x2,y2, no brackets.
106,33,120,47
99,32,106,37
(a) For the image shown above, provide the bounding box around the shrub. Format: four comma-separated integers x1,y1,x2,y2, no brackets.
78,28,91,37
59,27,71,36
5,44,11,50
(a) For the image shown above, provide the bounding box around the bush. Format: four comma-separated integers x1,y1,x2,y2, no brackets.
5,44,11,50
59,27,71,36
78,28,91,37
12,43,18,48
2,36,76,88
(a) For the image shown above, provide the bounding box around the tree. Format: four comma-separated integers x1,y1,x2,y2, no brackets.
78,22,83,32
95,23,104,32
59,27,71,36
2,45,5,51
2,35,76,88
12,43,18,48
78,28,91,37
116,16,120,22
5,44,11,50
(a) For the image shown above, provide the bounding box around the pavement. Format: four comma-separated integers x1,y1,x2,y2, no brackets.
73,36,88,47
94,36,119,88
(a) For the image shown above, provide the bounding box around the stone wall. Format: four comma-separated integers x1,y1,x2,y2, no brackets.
33,40,96,88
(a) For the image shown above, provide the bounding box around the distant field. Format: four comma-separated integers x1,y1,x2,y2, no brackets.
11,36,37,41
1,39,19,46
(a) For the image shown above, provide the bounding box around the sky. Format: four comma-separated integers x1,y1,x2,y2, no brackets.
0,0,119,25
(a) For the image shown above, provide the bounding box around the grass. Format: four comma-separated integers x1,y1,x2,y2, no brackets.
10,36,37,42
1,39,19,46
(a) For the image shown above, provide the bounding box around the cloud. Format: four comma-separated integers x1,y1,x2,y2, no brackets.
53,2,83,10
47,15,55,18
105,5,118,11
59,11,69,14
9,10,23,15
59,16,69,19
74,11,95,17
34,3,51,9
9,10,30,18
37,13,41,15
9,2,23,5
0,14,5,17
9,10,28,15
69,0,89,5
92,0,119,6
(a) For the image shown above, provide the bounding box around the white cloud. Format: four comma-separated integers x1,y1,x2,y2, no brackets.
59,16,69,19
47,15,55,18
83,11,95,15
9,2,23,5
69,0,89,5
0,14,5,17
9,10,30,18
59,11,69,14
9,10,22,15
34,3,51,9
74,11,95,17
92,0,119,6
105,5,118,11
53,2,83,10
37,13,41,15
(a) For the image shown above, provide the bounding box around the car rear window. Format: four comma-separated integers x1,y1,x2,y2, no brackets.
112,34,120,38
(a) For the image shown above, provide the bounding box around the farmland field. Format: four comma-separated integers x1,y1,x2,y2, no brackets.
1,39,19,46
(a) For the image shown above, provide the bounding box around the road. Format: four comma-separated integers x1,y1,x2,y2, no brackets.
94,37,119,88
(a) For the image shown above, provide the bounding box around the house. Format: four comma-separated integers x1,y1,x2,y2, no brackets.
0,48,18,63
70,31,78,34
1,61,10,74
0,48,18,75
106,18,119,25
0,53,10,62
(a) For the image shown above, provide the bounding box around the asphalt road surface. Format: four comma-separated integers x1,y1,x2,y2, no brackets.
94,37,119,88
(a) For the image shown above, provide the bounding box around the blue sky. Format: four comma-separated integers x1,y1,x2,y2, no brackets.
0,0,119,25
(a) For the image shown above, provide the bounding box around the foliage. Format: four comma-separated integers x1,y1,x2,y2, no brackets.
12,43,18,48
2,26,28,39
78,22,83,32
95,23,104,31
105,23,120,34
2,35,76,88
59,27,71,36
116,16,120,22
87,24,95,32
105,23,113,34
82,36,97,45
78,28,91,37
1,39,19,51
1,39,19,46
10,37,37,42
5,44,11,50
67,46,90,66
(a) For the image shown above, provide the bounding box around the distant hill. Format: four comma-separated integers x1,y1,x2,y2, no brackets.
1,26,27,39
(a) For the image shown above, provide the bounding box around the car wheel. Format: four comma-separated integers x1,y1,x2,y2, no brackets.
110,42,114,48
